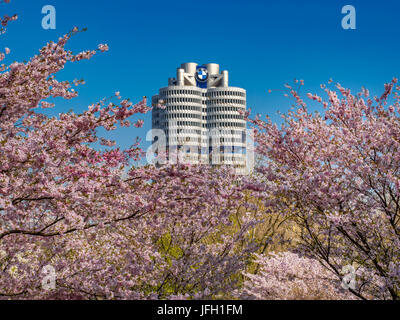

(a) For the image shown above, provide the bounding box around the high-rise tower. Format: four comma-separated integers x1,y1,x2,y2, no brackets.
152,63,247,170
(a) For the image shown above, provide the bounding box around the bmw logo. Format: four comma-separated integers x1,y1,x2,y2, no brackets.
196,67,208,82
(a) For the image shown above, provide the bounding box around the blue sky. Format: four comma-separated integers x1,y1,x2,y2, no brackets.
2,0,400,151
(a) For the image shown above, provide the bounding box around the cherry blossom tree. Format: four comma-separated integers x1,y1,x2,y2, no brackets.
248,79,400,300
0,2,259,299
240,251,354,300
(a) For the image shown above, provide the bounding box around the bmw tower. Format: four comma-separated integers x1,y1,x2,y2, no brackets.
151,63,247,171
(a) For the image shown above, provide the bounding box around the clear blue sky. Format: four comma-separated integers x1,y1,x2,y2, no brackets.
2,0,400,151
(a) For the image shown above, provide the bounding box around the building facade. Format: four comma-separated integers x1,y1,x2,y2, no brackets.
152,63,247,170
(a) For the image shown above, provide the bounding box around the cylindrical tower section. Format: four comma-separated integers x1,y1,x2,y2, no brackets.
177,68,184,86
222,70,229,87
206,87,246,168
181,62,197,75
159,85,203,164
151,94,161,129
206,63,219,75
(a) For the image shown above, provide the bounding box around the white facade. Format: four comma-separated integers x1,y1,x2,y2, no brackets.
152,63,246,170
